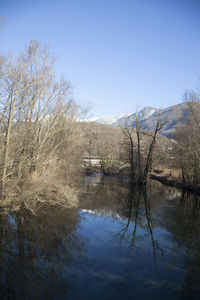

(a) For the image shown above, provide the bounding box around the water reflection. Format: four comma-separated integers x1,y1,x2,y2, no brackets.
0,208,87,299
115,186,164,259
79,175,200,299
164,191,200,300
0,175,200,299
179,191,200,217
81,175,174,257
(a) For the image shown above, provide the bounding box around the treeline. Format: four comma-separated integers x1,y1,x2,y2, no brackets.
0,40,83,210
81,118,172,180
175,88,200,186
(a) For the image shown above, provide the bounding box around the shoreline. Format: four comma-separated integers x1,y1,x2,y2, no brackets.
150,173,200,194
84,166,200,195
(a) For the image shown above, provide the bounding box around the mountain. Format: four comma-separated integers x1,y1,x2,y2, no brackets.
86,113,131,126
87,103,188,137
114,103,188,137
139,103,188,137
113,107,158,127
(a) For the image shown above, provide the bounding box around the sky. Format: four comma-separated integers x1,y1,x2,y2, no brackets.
1,0,200,117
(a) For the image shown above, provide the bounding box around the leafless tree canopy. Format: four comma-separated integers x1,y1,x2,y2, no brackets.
121,113,166,184
175,86,200,185
0,40,84,211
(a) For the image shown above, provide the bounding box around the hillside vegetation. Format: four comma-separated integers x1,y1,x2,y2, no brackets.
79,121,175,177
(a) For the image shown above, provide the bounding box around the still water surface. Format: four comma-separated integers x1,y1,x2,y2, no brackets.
0,174,200,299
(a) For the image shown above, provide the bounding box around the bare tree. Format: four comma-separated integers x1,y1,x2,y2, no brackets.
121,126,135,180
121,112,166,184
1,54,28,192
175,85,200,186
0,40,84,209
136,114,142,182
98,143,118,175
142,113,166,184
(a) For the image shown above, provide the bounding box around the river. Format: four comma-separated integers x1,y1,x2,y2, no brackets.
0,173,200,299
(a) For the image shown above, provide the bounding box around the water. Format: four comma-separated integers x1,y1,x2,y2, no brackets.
0,174,200,299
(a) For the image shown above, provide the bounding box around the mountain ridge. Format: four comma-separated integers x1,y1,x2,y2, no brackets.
86,102,188,137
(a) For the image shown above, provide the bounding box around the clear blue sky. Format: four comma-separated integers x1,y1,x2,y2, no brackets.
1,0,200,117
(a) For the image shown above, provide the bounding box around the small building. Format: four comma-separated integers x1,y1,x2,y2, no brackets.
82,156,101,167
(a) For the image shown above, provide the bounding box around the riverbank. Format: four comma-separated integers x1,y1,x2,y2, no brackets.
150,172,200,194
84,165,200,194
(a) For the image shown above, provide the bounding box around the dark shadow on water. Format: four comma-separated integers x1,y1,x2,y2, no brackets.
164,190,200,300
0,208,87,299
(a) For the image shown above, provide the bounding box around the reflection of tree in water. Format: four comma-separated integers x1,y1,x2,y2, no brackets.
81,176,165,258
165,191,200,300
79,176,200,298
0,208,87,299
115,185,163,259
179,191,200,217
80,175,130,217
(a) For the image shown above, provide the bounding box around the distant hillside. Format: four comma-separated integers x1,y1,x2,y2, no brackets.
88,103,188,137
79,121,174,163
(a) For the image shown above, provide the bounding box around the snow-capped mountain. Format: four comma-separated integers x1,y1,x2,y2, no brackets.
114,103,188,137
86,113,131,125
113,107,158,127
86,103,188,137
